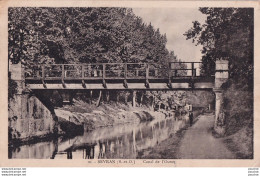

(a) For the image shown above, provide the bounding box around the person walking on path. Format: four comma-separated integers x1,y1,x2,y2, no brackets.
189,112,193,126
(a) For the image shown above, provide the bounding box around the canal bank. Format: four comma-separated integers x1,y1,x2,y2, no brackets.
9,107,191,159
138,112,237,159
55,99,165,135
9,94,206,159
8,99,169,159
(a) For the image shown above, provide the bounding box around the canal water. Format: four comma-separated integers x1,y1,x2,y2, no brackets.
9,115,189,159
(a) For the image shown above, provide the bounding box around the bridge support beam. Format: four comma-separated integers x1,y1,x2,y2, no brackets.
213,59,229,136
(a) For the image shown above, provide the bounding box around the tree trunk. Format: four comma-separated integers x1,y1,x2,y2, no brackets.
106,91,110,102
124,93,128,105
89,90,93,104
96,90,102,107
140,92,144,107
132,91,136,107
151,95,155,110
116,92,120,103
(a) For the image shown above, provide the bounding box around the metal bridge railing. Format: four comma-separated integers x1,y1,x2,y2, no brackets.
25,62,204,80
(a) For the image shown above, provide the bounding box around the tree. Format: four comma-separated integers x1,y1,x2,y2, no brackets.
184,8,253,90
9,7,172,71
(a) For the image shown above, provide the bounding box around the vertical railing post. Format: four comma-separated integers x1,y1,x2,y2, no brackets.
41,65,46,88
103,63,106,79
168,63,171,80
61,64,66,88
118,64,122,77
62,64,65,79
82,65,84,78
124,63,127,79
41,65,45,79
190,62,195,90
88,64,91,77
81,65,86,88
145,63,150,88
168,62,172,89
123,63,128,88
102,63,107,88
145,63,149,79
191,62,194,77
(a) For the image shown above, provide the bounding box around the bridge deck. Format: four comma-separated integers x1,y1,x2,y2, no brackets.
25,62,215,90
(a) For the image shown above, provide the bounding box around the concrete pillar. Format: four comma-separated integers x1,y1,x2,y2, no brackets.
214,89,223,126
215,59,229,88
213,59,228,135
9,61,25,94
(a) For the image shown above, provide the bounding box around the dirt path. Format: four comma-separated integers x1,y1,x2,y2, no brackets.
178,114,235,159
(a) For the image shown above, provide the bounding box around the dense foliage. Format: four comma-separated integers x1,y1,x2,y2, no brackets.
184,8,253,90
8,7,177,70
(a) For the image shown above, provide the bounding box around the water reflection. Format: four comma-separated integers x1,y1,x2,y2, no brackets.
10,115,189,159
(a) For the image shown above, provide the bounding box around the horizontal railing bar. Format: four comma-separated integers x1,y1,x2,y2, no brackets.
170,62,202,63
170,69,196,70
35,62,202,66
25,75,209,80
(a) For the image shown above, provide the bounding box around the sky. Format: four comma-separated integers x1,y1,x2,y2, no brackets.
132,8,206,62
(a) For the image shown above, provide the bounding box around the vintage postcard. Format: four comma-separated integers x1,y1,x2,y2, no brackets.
0,0,259,167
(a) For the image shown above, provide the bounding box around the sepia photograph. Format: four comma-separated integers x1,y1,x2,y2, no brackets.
5,3,256,164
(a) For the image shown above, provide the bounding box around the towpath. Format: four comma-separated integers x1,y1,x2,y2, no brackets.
178,113,235,159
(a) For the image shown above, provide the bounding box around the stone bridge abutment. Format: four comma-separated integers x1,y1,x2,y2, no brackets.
8,61,57,142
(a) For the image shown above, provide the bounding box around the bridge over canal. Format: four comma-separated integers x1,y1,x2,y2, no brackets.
9,60,229,136
24,62,215,90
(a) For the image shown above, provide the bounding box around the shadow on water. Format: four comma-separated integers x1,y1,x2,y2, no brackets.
10,114,189,159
